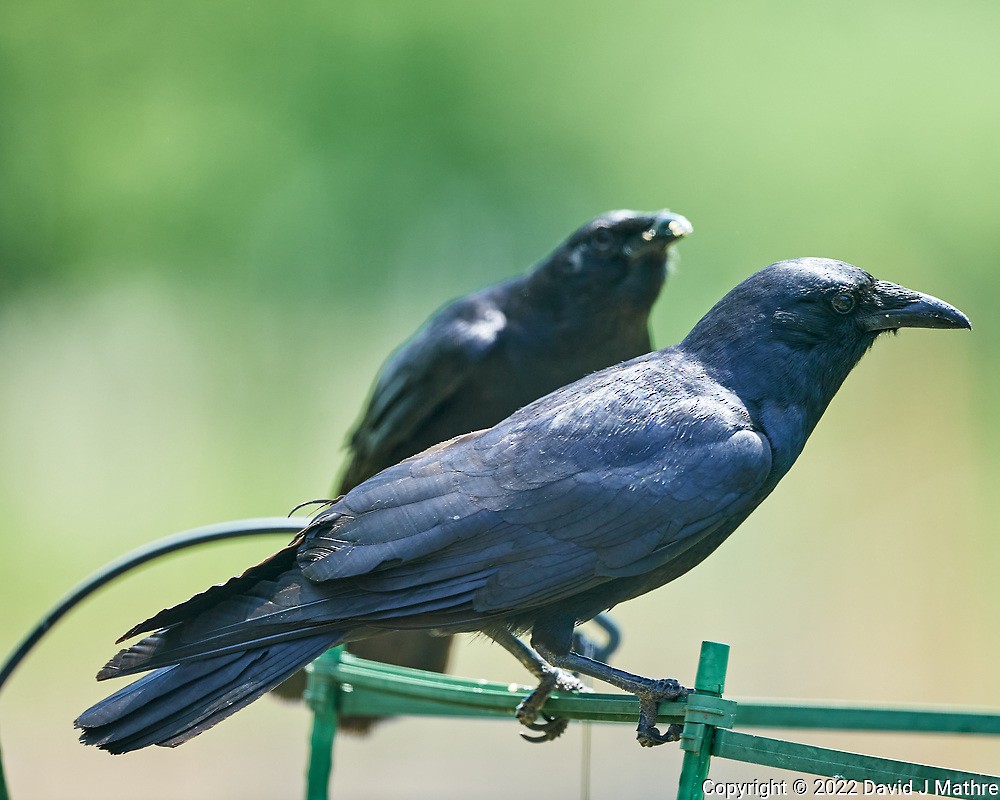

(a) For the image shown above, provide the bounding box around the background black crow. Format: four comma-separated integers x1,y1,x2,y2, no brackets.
339,209,693,487
75,258,970,753
278,209,691,727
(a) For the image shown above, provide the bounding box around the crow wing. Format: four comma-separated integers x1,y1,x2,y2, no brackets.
341,291,509,487
303,351,773,618
107,353,772,675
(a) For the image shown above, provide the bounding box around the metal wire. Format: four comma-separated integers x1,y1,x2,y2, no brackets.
0,517,305,692
0,516,308,800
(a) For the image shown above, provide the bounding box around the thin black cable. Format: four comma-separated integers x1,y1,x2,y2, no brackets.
0,517,306,693
0,516,307,800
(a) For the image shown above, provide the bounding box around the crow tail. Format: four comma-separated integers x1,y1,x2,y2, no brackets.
75,633,336,754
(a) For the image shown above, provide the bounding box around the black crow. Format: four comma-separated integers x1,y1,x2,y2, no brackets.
76,258,970,753
340,208,694,487
284,209,691,725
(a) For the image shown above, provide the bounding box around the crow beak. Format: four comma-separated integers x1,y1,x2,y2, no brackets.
628,211,693,257
862,281,972,332
652,211,693,242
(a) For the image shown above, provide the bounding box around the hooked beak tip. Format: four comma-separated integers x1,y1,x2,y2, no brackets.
865,284,971,332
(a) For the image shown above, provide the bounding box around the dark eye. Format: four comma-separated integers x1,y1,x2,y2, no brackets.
831,292,855,314
592,227,614,250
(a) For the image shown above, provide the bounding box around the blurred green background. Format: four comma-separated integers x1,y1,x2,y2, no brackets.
1,1,998,797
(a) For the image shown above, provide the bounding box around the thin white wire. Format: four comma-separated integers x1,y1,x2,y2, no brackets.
579,631,595,800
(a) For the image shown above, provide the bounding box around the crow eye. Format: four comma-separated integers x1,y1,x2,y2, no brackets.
592,227,614,250
831,292,856,314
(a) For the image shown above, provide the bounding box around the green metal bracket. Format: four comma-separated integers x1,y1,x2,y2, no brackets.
677,642,732,800
304,647,343,800
304,641,1000,800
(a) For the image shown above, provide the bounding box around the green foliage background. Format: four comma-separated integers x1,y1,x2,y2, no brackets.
1,2,997,797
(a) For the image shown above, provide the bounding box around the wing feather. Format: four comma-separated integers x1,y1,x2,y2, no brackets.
301,352,773,619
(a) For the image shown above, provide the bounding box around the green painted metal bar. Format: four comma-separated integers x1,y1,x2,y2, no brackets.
677,642,731,800
736,702,1000,734
304,647,343,800
713,729,1000,796
301,643,1000,800
310,650,1000,734
309,650,688,724
0,731,8,800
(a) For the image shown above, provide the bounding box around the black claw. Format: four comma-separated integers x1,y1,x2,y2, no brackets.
523,715,556,732
633,686,688,748
518,712,569,743
636,721,683,747
665,723,683,741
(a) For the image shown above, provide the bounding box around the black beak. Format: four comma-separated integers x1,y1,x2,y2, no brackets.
861,280,972,332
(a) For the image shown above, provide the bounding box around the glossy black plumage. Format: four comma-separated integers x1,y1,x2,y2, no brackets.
326,208,691,719
340,208,692,486
76,258,970,753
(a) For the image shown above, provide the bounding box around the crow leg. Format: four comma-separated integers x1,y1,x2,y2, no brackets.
534,646,689,747
485,629,587,743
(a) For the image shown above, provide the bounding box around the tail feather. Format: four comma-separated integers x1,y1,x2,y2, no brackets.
157,637,333,748
77,653,260,745
98,621,342,679
118,543,300,642
76,634,337,754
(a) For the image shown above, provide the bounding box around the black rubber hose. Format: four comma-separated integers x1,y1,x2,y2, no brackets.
0,517,305,693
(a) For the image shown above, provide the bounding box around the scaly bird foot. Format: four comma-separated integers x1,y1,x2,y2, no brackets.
635,679,690,747
515,666,589,743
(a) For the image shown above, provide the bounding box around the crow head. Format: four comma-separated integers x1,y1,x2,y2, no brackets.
683,258,970,428
762,259,971,347
531,209,692,314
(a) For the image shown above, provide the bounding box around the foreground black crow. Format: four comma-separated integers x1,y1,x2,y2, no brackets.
76,258,970,753
285,209,692,721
